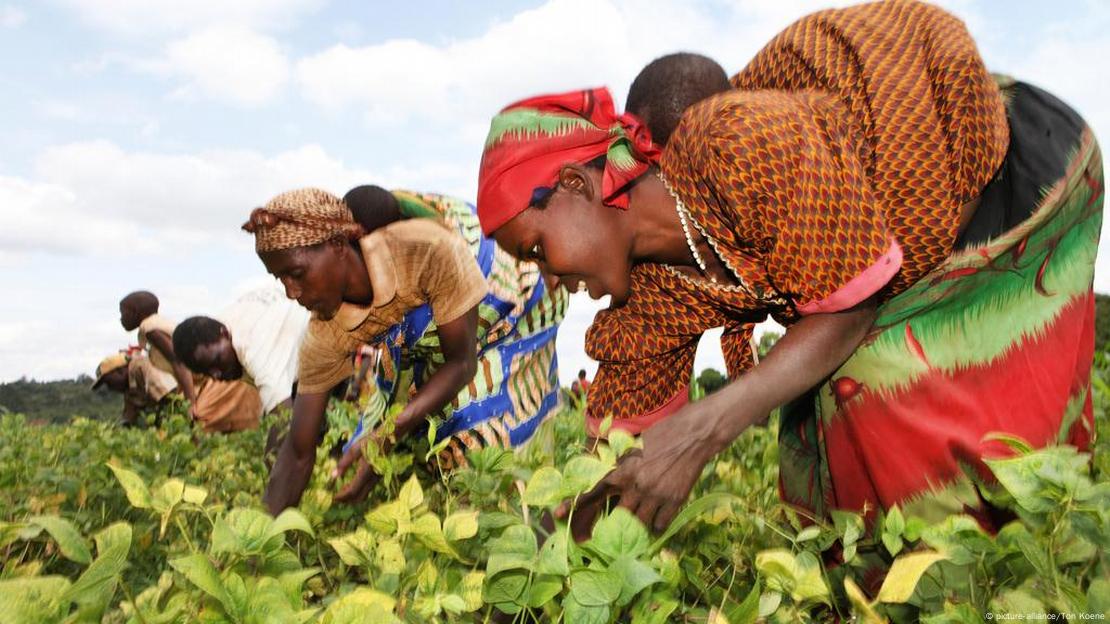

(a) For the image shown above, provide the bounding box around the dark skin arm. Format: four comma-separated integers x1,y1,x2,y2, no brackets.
332,306,479,504
564,297,878,540
263,390,330,515
146,330,198,417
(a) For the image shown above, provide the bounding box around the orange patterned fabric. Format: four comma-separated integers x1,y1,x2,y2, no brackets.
732,0,1009,293
586,0,1009,424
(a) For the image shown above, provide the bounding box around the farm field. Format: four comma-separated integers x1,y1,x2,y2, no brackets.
1,365,1108,623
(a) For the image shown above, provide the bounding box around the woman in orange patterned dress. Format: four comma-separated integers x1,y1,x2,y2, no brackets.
474,0,1102,537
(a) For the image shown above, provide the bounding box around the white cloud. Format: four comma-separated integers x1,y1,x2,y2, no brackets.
295,0,801,128
0,175,153,257
162,26,290,106
1,140,476,263
55,0,322,37
25,141,369,252
1,4,26,28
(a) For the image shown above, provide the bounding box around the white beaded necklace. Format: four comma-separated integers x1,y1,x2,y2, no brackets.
658,172,718,284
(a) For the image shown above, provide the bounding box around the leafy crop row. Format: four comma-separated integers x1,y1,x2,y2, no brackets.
2,363,1108,622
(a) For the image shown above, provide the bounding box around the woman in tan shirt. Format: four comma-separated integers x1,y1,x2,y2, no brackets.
245,187,566,513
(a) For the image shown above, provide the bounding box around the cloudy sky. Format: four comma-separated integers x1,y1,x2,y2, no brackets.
1,0,1108,383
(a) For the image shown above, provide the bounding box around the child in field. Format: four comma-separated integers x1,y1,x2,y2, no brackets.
119,290,262,432
91,349,179,425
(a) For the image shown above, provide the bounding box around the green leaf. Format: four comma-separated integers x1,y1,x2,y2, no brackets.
411,513,457,556
223,572,249,619
984,447,1087,513
982,432,1034,455
210,508,278,556
563,595,610,624
486,525,537,576
478,511,520,532
0,576,73,624
440,593,468,614
399,474,424,510
277,568,320,607
522,466,564,507
170,553,231,612
884,506,905,536
536,528,569,576
106,463,152,509
792,551,830,604
182,485,208,505
375,538,406,575
591,507,650,561
569,567,622,606
63,522,131,620
755,549,795,592
990,588,1045,615
755,549,828,604
724,581,760,624
458,571,485,612
831,509,864,546
484,570,529,608
795,526,821,543
29,515,92,564
882,531,904,557
649,493,744,552
266,508,314,541
634,593,680,624
329,530,373,567
443,510,479,541
608,429,641,459
366,500,410,536
758,591,782,618
152,478,186,513
526,575,564,608
903,517,928,542
319,587,396,623
1088,578,1110,618
562,455,611,498
876,551,947,603
597,415,613,437
0,521,26,550
610,555,662,607
843,577,884,624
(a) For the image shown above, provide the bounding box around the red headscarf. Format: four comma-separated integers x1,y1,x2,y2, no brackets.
477,87,661,235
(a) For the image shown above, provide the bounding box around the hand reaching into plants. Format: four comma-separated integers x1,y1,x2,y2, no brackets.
563,299,879,539
331,434,386,504
563,397,723,540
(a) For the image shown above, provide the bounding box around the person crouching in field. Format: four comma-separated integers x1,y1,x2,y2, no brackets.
476,0,1102,545
243,187,567,514
119,290,262,433
172,284,310,417
91,349,178,426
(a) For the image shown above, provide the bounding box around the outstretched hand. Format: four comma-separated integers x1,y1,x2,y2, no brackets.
558,399,724,541
331,435,387,504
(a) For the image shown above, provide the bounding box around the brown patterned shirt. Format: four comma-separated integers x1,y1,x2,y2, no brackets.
586,0,1009,426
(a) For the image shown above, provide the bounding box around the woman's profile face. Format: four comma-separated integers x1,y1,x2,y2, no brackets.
259,241,349,320
493,169,635,306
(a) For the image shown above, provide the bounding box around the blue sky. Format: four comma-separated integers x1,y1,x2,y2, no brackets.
2,0,1109,383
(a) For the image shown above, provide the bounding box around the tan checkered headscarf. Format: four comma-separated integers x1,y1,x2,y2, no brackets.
243,188,362,252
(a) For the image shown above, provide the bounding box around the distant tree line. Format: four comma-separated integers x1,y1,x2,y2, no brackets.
0,376,121,424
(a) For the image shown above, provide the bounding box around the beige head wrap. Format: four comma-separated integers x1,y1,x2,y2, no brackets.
243,188,362,252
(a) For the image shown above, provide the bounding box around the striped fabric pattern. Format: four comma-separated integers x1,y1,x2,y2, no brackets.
347,192,568,467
